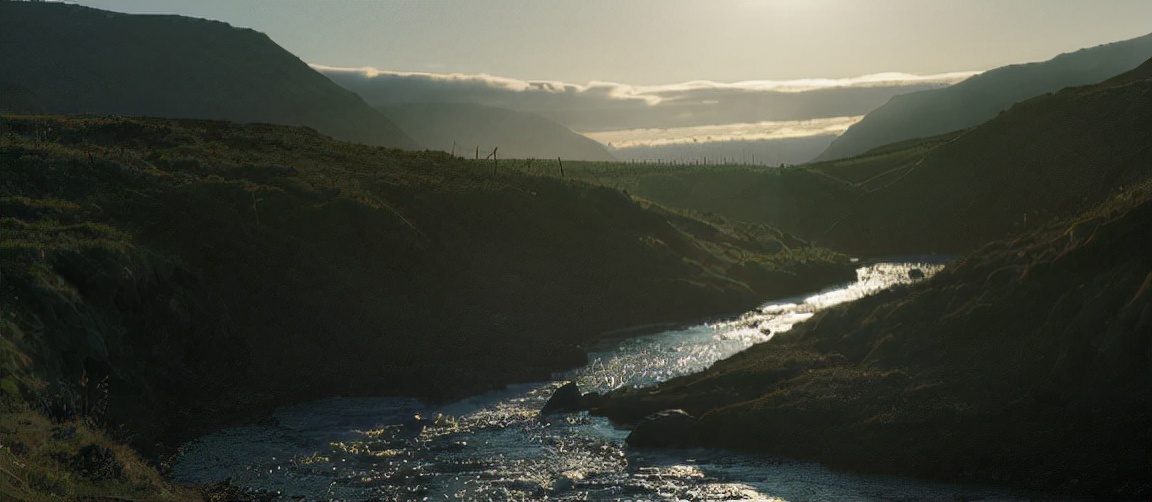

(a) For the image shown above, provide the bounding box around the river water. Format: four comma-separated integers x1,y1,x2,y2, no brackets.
173,261,1018,500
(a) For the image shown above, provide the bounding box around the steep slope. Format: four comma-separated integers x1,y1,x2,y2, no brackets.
380,102,615,161
589,179,1152,497
816,32,1152,161
821,56,1152,255
0,1,417,149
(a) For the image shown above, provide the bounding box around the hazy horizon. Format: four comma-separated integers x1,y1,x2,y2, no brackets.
32,0,1151,164
60,0,1152,160
64,0,1152,85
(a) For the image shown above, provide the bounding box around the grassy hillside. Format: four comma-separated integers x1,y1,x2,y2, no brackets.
822,57,1152,255
380,102,615,161
0,113,854,499
582,58,1152,499
584,58,1152,258
816,32,1152,161
0,1,418,149
589,178,1152,497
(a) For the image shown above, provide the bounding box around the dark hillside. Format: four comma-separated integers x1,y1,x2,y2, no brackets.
572,52,1152,501
611,166,862,242
825,58,1152,255
590,179,1152,497
816,32,1152,161
0,1,417,149
597,58,1152,257
0,114,853,488
380,102,615,161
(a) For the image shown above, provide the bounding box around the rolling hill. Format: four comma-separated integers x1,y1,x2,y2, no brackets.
0,1,418,149
586,60,1152,501
594,57,1152,257
590,178,1152,497
0,113,855,499
379,102,615,161
815,32,1152,161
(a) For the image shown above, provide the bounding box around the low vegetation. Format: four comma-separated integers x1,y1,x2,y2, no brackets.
565,58,1152,258
586,62,1152,498
590,179,1151,497
0,113,854,499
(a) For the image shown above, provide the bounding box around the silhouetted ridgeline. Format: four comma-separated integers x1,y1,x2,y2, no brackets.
0,114,854,499
0,1,418,149
816,31,1152,161
379,102,616,161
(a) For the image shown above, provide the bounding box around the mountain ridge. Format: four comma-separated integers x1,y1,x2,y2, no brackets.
0,1,418,149
815,31,1152,161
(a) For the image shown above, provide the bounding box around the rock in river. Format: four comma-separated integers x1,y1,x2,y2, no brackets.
626,409,697,448
540,381,582,414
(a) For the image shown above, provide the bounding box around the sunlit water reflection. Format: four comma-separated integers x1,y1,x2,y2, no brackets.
174,260,1018,500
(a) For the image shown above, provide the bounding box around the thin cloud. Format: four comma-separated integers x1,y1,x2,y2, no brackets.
628,71,980,96
314,64,659,105
317,65,978,133
315,64,978,106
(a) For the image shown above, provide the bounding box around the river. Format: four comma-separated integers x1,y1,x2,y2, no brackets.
173,261,1019,500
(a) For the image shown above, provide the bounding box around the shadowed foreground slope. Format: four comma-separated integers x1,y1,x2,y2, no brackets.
0,114,853,500
588,173,1152,498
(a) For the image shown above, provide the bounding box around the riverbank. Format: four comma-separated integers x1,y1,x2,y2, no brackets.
587,182,1152,498
0,114,854,500
169,261,1017,500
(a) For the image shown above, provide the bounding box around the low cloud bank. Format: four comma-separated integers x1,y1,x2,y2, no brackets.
316,64,977,133
586,116,864,148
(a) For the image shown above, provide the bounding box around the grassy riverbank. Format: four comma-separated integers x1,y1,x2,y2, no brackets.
585,62,1152,497
0,114,853,500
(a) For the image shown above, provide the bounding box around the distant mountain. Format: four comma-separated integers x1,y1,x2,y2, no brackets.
819,57,1152,255
0,1,418,149
815,32,1152,161
379,102,614,161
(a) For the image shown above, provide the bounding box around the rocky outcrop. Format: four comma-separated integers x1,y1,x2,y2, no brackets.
625,410,698,448
540,382,582,415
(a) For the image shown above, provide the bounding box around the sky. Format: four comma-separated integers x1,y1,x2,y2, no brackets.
59,0,1152,156
68,0,1152,85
